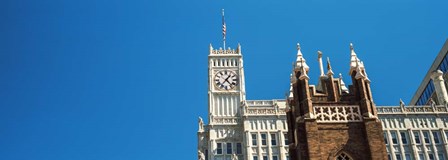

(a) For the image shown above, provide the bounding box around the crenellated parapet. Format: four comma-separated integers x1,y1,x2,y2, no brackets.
209,43,241,55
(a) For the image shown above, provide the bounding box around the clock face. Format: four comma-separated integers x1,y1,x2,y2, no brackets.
214,70,238,90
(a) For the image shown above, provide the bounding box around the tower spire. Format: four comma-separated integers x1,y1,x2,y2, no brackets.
295,43,309,71
327,57,334,76
222,9,226,49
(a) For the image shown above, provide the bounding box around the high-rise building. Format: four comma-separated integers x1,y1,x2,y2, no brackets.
410,40,448,106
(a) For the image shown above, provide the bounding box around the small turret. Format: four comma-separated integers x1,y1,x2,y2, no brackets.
295,43,309,72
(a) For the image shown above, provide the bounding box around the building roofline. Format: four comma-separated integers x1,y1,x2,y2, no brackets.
410,39,448,105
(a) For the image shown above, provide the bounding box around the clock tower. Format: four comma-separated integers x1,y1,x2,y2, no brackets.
198,43,246,160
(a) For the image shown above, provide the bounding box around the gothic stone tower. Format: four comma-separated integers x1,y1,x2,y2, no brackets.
286,43,388,160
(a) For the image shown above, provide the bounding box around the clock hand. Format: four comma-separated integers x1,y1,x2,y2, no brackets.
224,75,232,84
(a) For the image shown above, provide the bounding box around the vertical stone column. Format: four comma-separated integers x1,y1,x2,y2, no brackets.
408,129,419,160
245,131,252,160
278,130,286,160
431,70,448,105
440,129,448,158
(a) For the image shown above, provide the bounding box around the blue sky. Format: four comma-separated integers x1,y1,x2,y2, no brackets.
0,0,447,160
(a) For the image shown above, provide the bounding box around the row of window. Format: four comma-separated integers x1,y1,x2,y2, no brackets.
216,142,242,155
212,58,239,67
253,155,284,160
388,153,445,160
251,133,288,146
384,130,445,145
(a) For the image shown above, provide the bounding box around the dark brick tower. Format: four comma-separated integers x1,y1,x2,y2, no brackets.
286,43,387,160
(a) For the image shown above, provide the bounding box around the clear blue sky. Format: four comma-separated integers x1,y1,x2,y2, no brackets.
0,0,447,159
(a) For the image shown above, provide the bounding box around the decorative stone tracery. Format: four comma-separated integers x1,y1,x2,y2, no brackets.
314,105,362,122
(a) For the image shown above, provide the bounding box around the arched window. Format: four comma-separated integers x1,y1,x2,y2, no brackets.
335,152,352,160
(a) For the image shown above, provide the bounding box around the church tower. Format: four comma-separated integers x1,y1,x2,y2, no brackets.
286,43,388,160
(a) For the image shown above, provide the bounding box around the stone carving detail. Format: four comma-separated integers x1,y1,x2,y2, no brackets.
198,150,205,160
232,153,238,160
212,49,237,55
198,117,204,132
376,106,448,114
213,117,240,125
314,105,362,122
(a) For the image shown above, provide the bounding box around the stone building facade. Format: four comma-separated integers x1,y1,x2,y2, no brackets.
198,40,448,160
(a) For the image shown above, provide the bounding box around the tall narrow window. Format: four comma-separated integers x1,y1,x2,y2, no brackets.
395,154,401,160
414,132,421,144
438,153,445,160
419,154,424,160
261,133,267,146
400,132,408,144
423,131,431,144
262,156,268,160
271,134,277,146
384,132,388,145
236,143,242,154
391,131,398,144
284,133,289,145
405,154,411,160
429,153,434,160
217,143,222,154
272,156,278,160
432,131,440,144
252,134,257,146
226,143,232,154
253,156,258,160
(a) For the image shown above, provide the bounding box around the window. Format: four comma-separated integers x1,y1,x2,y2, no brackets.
388,154,391,160
429,154,434,160
396,154,401,160
272,155,278,160
419,154,424,160
284,133,289,145
401,132,408,144
253,156,258,160
391,131,398,144
423,131,430,144
438,153,445,160
262,156,268,160
432,131,440,144
217,143,223,154
236,143,242,154
414,132,421,144
405,154,411,160
286,155,289,160
384,132,388,145
336,152,353,160
271,134,277,146
252,134,257,146
261,133,267,146
226,143,232,154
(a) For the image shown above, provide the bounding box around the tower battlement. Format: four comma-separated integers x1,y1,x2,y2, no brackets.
209,44,241,55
